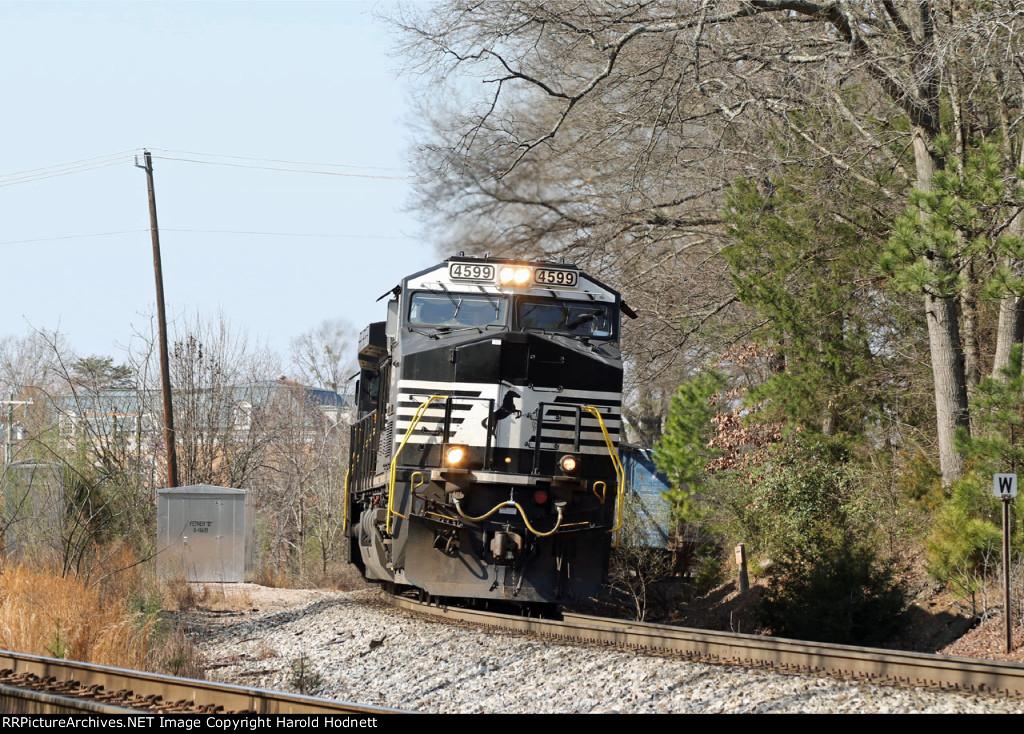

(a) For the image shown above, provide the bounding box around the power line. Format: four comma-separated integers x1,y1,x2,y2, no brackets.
151,154,412,180
148,147,404,174
0,228,408,246
0,150,136,180
0,230,147,246
0,156,135,188
162,228,408,240
0,148,412,189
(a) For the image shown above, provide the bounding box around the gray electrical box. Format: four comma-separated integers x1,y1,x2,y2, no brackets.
156,484,254,582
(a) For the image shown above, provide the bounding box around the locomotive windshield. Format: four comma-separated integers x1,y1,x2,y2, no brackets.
516,297,616,340
409,292,507,329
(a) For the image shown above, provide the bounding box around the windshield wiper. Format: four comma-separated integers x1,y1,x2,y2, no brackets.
407,325,440,340
475,285,501,316
567,311,600,329
435,325,484,336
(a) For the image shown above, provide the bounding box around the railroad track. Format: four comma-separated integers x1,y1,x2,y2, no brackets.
390,595,1024,699
0,649,405,714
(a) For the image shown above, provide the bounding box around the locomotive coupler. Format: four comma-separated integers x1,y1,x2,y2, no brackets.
432,528,460,557
488,529,523,565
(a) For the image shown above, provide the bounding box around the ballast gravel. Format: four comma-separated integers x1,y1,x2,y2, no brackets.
189,587,1024,714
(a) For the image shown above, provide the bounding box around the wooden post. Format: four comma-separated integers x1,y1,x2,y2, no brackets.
735,543,749,593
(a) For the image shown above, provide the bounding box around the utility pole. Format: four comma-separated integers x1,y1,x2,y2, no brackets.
137,150,178,487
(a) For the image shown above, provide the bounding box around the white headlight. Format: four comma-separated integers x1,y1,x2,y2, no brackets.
445,445,467,465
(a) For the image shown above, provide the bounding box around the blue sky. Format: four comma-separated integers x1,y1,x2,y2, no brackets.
0,1,438,369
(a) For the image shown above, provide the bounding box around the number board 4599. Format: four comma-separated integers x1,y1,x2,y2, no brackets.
534,268,578,287
448,263,495,282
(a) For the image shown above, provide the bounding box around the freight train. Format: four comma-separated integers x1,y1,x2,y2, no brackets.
344,256,629,604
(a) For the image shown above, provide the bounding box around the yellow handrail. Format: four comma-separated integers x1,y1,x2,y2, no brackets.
425,510,461,523
381,398,622,544
392,472,428,522
581,405,625,545
387,395,444,534
342,466,351,533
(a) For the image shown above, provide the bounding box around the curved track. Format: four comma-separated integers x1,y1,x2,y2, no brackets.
0,649,405,714
9,594,1020,712
390,595,1024,699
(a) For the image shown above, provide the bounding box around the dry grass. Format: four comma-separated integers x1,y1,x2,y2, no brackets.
0,562,154,669
0,545,205,677
161,576,201,611
148,623,206,680
185,583,253,611
255,640,277,661
154,575,254,612
255,563,295,589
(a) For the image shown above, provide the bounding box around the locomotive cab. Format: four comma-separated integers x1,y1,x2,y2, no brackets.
345,257,627,603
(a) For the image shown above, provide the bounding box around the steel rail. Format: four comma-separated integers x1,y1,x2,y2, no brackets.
0,683,136,714
0,650,406,714
390,595,1024,698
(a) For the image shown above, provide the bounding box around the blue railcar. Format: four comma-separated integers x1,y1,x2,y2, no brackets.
620,444,673,548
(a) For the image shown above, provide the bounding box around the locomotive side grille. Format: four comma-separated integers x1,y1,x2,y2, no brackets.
392,381,622,454
394,381,490,445
378,418,393,463
529,392,621,454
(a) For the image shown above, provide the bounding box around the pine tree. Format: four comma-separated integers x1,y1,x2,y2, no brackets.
722,172,898,441
653,370,724,526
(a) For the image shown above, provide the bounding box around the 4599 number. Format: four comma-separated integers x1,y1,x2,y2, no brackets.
449,263,495,281
535,268,578,287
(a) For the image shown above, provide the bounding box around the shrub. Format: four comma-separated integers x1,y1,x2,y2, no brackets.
731,442,868,562
925,477,1002,608
606,493,676,621
289,653,323,695
738,442,908,644
757,538,907,645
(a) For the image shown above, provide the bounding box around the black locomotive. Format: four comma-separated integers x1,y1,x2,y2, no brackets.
344,256,627,603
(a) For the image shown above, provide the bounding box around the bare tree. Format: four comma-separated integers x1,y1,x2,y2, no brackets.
289,319,357,394
0,329,159,579
0,330,72,445
131,312,353,579
259,383,350,578
0,330,69,397
0,316,353,585
393,1,1024,484
606,492,676,621
134,312,285,489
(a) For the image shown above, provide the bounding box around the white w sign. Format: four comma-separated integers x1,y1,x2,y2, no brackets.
993,473,1018,499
